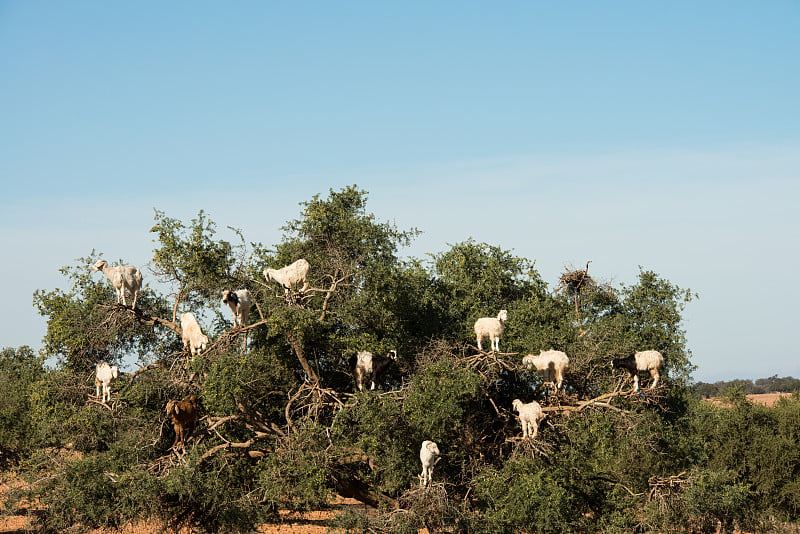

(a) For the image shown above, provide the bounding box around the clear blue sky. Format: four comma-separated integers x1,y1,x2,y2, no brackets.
1,2,798,381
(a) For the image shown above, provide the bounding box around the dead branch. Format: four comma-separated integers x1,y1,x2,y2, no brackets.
206,415,239,433
171,283,188,325
197,431,271,465
459,349,519,376
87,397,115,412
147,452,183,477
314,270,353,320
331,470,399,509
488,396,502,417
128,361,167,382
648,470,690,501
233,401,287,437
284,386,302,434
542,390,631,414
592,474,645,497
506,436,555,458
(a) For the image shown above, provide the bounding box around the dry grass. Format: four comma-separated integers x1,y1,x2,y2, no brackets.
705,392,793,408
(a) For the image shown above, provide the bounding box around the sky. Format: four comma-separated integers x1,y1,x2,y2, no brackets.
1,2,798,382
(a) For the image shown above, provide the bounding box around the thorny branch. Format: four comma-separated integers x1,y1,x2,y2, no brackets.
97,303,182,336
285,382,346,430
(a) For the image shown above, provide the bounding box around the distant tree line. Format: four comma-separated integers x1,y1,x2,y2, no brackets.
693,375,800,398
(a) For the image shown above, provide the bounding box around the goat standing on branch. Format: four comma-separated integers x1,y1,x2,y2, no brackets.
91,259,143,309
419,440,441,486
221,289,252,327
166,395,199,449
264,258,310,295
612,350,664,392
522,350,570,391
350,350,397,392
512,399,546,439
94,361,118,403
474,310,508,352
180,312,209,356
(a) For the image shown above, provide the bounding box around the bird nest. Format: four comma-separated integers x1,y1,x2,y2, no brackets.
558,267,596,294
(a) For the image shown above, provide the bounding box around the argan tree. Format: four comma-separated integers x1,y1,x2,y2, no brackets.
8,185,797,534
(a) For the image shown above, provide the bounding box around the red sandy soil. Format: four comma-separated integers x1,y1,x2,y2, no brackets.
0,477,29,534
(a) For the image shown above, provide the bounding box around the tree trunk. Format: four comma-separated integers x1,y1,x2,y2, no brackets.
287,333,319,384
332,473,397,509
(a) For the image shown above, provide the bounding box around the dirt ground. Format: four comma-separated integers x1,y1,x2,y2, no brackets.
1,498,372,534
0,474,371,534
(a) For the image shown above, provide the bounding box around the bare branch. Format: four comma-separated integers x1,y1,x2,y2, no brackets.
541,390,632,414
197,431,271,465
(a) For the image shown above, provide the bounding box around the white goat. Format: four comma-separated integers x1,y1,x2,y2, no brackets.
94,361,118,403
221,289,252,327
512,399,546,439
419,440,441,486
612,350,664,391
180,312,209,356
474,309,508,352
263,258,310,294
522,350,570,390
91,259,143,308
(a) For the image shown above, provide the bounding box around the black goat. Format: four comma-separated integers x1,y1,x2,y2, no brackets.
350,350,397,391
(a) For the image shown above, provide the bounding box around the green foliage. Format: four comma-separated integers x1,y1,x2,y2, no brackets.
694,393,800,524
159,452,268,532
151,209,239,306
644,467,752,534
281,185,418,269
405,358,482,441
26,369,117,451
36,454,151,532
0,346,45,463
331,392,416,493
472,459,576,534
618,269,696,384
13,185,798,534
255,426,332,512
429,238,547,344
201,347,294,418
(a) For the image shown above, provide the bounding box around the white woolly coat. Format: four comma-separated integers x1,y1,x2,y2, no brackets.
264,259,310,293
180,312,209,355
95,361,119,403
92,260,143,308
512,399,545,439
522,350,570,389
474,310,508,352
419,440,441,486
